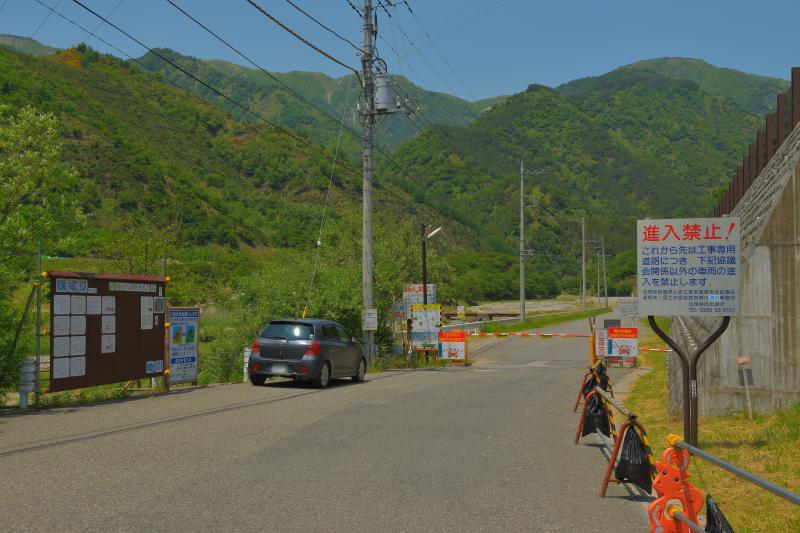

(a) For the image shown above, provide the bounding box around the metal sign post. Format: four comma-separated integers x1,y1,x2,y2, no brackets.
637,217,740,446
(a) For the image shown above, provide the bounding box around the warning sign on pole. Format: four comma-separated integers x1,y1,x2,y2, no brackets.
637,217,740,316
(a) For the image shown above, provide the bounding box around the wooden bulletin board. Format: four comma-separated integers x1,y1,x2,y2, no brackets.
48,271,167,392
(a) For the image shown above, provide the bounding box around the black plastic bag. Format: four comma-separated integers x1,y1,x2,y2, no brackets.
614,426,653,494
705,494,735,533
581,394,610,437
583,375,597,397
594,362,610,390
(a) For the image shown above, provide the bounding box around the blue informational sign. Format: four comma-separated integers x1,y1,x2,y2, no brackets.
169,307,199,384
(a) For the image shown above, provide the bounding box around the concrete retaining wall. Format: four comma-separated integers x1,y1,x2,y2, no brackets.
668,127,800,416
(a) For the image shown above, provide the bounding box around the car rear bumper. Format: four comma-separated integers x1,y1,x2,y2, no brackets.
248,356,321,380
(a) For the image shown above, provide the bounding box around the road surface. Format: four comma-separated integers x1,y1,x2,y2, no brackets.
0,315,648,532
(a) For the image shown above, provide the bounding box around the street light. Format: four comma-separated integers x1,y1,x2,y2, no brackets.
422,224,443,306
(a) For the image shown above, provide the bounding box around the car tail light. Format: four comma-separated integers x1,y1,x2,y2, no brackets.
300,366,308,375
251,339,260,356
252,362,260,372
304,340,321,355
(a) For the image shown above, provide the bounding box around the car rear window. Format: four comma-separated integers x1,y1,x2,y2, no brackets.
261,322,314,340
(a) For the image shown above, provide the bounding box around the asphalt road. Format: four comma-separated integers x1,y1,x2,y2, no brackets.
0,315,648,532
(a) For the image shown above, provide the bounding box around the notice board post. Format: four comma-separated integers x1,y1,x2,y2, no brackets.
637,218,739,446
47,272,167,392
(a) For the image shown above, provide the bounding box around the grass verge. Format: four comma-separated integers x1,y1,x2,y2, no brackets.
480,307,609,333
625,319,800,533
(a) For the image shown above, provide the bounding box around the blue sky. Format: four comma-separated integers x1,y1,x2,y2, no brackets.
1,0,798,100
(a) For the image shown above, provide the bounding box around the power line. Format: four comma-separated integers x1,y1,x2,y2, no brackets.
399,0,476,100
304,75,355,316
344,0,363,16
162,0,424,187
37,0,424,215
31,0,64,38
375,0,459,97
67,0,363,180
282,0,364,54
243,0,360,77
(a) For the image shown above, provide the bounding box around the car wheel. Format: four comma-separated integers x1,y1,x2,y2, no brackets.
352,358,366,382
249,374,267,386
314,362,331,389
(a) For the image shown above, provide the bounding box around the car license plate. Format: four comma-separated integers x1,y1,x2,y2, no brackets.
271,364,289,375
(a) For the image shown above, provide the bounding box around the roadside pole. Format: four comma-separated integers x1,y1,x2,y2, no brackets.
581,214,586,311
601,235,608,309
35,245,42,404
519,160,525,321
361,0,376,362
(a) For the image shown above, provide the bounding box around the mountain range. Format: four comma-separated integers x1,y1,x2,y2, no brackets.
0,34,782,302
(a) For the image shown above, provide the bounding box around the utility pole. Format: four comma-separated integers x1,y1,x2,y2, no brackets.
361,0,376,361
519,160,525,321
596,250,601,307
581,214,586,311
601,235,608,309
421,224,428,305
519,161,542,320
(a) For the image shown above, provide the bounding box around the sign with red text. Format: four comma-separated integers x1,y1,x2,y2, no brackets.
438,330,467,362
637,218,740,316
607,327,638,364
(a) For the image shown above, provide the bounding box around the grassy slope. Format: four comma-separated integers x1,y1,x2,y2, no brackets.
627,321,800,533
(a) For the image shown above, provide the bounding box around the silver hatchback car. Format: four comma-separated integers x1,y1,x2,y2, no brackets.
248,319,366,388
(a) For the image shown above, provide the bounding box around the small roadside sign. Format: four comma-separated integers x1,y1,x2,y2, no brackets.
363,308,378,331
456,305,466,319
618,297,639,317
438,330,467,363
607,327,638,366
595,329,608,360
637,217,740,316
169,307,199,385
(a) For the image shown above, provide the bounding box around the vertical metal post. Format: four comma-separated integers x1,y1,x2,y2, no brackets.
649,316,730,445
596,250,601,307
35,245,42,404
361,0,376,361
421,224,427,306
732,173,739,207
749,143,758,184
742,156,750,192
757,130,766,174
766,112,777,162
160,258,167,390
519,159,526,321
777,93,787,145
601,236,608,309
792,67,799,130
581,215,586,311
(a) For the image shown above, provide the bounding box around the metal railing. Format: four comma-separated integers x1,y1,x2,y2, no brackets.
669,435,800,506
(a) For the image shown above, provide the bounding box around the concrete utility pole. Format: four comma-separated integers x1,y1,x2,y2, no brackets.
601,235,608,309
361,0,376,360
581,214,586,311
596,250,601,307
519,161,542,320
519,160,526,321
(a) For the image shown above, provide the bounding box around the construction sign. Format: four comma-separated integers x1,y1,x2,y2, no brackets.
411,303,440,349
48,272,166,392
637,217,740,316
607,327,638,365
438,329,467,362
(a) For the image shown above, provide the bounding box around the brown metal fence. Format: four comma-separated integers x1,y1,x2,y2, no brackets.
713,66,800,216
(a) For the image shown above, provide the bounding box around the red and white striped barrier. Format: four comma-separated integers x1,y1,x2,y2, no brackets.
468,332,591,338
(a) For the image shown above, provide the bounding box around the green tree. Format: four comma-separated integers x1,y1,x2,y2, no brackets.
0,106,82,391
